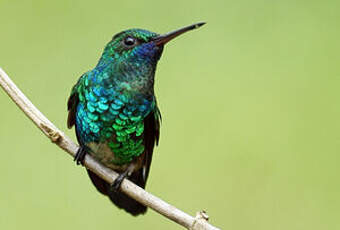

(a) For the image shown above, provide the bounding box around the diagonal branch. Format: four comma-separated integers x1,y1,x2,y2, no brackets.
0,68,220,230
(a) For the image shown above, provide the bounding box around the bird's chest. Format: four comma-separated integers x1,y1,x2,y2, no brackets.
75,86,153,169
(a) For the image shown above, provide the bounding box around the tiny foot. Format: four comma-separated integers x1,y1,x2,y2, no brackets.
111,171,128,192
74,146,87,166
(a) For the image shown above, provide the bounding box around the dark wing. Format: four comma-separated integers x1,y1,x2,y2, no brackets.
67,74,86,129
142,107,161,184
67,92,78,128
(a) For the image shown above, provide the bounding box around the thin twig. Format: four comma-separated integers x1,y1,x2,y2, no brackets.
0,68,220,230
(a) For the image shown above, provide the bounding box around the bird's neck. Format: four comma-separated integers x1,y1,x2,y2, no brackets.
92,59,156,97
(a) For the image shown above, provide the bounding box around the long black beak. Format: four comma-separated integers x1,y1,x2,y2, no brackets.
153,22,206,46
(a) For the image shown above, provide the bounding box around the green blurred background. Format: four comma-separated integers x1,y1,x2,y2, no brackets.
1,0,340,229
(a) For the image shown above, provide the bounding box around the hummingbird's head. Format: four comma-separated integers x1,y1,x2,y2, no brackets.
98,23,206,90
102,22,205,65
103,29,162,66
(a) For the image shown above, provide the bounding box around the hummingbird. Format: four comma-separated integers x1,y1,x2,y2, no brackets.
67,22,205,216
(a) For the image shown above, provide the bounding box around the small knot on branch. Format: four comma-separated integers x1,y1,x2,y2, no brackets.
40,123,62,143
191,210,210,230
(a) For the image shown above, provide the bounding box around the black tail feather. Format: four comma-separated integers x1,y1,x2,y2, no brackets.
87,170,109,196
87,169,147,216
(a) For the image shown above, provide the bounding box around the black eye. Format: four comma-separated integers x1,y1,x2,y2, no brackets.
123,37,136,46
